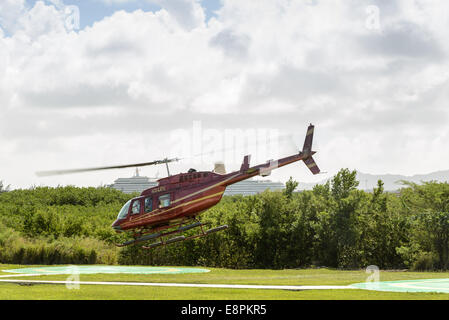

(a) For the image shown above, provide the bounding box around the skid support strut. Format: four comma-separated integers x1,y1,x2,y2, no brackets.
116,219,228,249
141,223,228,250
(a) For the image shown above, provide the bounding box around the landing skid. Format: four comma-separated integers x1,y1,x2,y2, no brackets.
142,225,228,249
115,219,228,249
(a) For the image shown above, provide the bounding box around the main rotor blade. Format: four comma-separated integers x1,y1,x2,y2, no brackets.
36,158,180,177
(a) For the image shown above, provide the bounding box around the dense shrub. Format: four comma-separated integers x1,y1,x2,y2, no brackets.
0,174,448,270
0,224,118,265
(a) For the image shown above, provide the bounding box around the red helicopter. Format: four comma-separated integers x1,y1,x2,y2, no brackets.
37,124,320,249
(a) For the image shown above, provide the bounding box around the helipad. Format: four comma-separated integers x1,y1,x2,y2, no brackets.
2,267,449,294
2,266,210,275
351,278,449,294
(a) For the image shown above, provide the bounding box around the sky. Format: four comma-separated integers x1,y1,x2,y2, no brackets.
0,0,448,189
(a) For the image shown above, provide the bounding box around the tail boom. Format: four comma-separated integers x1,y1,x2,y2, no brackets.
221,123,321,187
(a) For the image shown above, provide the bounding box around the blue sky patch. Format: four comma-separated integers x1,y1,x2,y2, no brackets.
23,0,222,30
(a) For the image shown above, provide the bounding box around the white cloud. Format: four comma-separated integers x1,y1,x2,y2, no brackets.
148,0,205,30
1,0,449,188
0,0,26,34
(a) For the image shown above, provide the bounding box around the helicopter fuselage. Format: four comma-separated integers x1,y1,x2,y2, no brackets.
111,150,317,233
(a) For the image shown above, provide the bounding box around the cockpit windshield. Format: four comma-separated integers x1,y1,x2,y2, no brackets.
117,200,131,220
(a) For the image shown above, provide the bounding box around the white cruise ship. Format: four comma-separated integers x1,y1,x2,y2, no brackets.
223,179,285,196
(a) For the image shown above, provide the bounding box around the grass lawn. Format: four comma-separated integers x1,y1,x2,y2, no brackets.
1,264,449,300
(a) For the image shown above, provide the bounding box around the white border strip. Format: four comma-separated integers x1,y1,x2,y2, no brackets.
0,274,42,278
0,277,354,291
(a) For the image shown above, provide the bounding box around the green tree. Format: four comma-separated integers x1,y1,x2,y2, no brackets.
399,182,449,269
330,169,361,267
284,177,299,199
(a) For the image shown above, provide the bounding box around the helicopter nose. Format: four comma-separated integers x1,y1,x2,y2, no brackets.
111,220,122,232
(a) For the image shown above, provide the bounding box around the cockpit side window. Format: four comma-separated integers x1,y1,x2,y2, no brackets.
131,199,141,215
117,200,131,220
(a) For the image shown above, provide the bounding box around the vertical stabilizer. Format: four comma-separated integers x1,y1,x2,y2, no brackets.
302,124,315,154
301,124,320,175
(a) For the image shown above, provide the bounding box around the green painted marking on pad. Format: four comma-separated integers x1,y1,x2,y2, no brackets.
351,278,449,293
3,266,210,275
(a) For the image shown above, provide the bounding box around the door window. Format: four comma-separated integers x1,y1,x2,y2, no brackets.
131,199,141,215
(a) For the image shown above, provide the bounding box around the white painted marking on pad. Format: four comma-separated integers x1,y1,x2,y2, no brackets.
0,277,354,291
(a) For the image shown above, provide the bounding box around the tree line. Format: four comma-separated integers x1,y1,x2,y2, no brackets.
0,169,448,270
